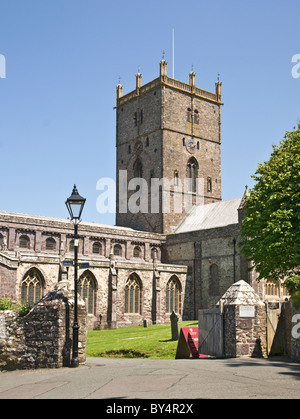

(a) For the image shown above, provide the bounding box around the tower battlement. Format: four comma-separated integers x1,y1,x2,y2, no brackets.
116,60,222,108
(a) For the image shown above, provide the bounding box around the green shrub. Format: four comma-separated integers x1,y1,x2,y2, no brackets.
0,294,15,310
0,295,32,317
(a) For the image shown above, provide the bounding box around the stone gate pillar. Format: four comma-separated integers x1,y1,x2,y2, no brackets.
219,280,267,358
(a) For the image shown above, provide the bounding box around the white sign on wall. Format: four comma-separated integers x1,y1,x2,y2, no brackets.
239,305,255,318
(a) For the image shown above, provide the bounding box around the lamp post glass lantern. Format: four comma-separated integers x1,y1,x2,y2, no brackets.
65,184,86,368
65,185,86,221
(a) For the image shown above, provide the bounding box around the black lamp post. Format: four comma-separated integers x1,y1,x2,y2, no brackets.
65,184,86,368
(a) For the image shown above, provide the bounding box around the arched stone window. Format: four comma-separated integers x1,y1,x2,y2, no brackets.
114,244,122,257
187,157,199,193
207,176,212,193
174,170,179,186
125,274,142,314
209,264,219,296
45,237,56,251
79,271,96,314
166,275,182,314
92,242,101,255
133,246,142,258
194,109,199,124
21,268,44,305
19,235,30,249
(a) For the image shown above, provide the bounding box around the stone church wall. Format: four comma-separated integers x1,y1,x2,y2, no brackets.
0,211,188,329
166,224,242,316
0,255,18,297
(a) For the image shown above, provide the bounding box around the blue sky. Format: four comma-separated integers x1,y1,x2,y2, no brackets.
0,0,299,226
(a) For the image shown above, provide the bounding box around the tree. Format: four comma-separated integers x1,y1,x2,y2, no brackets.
240,125,300,293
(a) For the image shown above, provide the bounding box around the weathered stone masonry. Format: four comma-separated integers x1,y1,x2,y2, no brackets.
115,59,222,235
0,288,87,370
0,211,187,330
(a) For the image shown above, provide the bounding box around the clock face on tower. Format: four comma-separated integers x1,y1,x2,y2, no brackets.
186,140,196,154
134,140,143,155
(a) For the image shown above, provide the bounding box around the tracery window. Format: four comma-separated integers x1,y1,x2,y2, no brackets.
282,284,289,297
79,271,95,314
166,276,181,314
125,274,141,314
265,281,280,297
21,268,43,305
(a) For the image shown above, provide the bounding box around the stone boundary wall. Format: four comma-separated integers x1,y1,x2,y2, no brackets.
0,290,87,370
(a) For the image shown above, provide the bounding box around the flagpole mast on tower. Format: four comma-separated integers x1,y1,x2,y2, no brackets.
172,28,175,79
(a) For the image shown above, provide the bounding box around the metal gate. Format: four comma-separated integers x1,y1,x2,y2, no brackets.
198,308,224,357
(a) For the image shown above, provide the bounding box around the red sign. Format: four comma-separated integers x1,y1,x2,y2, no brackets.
175,327,209,359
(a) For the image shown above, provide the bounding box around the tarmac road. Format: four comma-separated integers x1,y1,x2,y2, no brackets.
0,356,300,400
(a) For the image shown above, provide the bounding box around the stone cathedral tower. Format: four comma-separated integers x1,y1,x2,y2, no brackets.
115,59,223,234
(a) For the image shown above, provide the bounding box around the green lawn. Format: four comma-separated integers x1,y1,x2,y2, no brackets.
86,321,198,359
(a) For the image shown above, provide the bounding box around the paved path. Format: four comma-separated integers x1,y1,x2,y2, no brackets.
0,356,300,400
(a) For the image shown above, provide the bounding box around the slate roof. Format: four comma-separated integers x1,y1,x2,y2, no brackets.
173,197,242,234
218,280,264,306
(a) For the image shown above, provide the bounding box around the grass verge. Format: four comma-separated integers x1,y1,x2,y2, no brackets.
86,320,198,360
